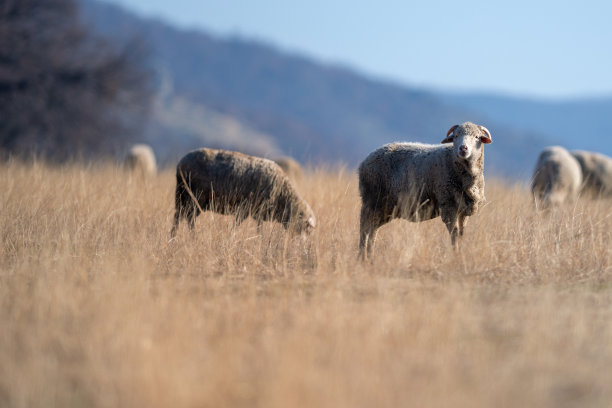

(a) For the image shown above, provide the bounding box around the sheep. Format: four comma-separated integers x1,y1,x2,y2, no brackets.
124,144,157,176
571,150,612,198
358,122,492,259
170,148,316,237
273,156,303,181
531,146,582,209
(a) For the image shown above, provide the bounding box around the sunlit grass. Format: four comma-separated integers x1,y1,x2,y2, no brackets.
1,160,611,407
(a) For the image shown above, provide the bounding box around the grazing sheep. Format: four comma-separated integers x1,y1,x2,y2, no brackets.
274,156,303,180
571,150,612,198
358,122,492,259
531,146,582,209
124,144,157,176
170,148,316,237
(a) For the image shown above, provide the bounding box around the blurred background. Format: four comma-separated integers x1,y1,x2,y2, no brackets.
1,0,610,178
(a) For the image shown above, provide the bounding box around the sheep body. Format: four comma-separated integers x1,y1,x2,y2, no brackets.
124,144,157,176
358,122,492,259
531,146,582,208
170,148,315,236
571,150,612,197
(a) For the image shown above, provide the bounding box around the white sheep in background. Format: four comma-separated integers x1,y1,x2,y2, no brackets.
124,144,157,176
571,150,612,198
531,146,582,209
358,122,492,259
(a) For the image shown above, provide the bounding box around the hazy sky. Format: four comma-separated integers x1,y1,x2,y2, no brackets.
102,0,612,99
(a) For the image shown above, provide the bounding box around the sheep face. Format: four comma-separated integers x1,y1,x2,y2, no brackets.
442,122,492,164
299,213,317,234
277,200,316,234
291,207,316,235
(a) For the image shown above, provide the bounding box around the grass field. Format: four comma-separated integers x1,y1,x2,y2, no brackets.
1,160,611,408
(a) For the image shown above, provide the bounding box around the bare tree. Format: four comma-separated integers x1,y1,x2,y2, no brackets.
0,0,152,161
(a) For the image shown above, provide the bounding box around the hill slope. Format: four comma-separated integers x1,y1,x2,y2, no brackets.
81,0,561,177
147,93,282,166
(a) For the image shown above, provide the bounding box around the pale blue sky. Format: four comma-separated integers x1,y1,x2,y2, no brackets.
102,0,612,99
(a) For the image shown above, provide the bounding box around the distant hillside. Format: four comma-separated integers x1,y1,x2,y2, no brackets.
80,0,561,177
147,93,282,166
440,93,612,157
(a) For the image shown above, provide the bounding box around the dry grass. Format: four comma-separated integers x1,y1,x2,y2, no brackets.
1,159,611,408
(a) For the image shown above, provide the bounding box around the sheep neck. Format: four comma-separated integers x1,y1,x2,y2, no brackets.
452,146,485,182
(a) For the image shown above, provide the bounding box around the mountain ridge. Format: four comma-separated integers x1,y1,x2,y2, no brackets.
439,92,612,157
79,0,612,179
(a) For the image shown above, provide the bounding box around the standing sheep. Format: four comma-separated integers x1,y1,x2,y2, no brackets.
274,156,303,181
124,144,157,176
170,148,316,237
531,146,582,209
358,122,492,259
571,150,612,198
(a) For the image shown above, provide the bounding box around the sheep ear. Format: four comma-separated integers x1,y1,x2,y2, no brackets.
442,125,458,143
479,126,492,144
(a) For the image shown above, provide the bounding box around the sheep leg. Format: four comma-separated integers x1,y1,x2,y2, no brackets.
441,209,459,249
359,205,384,260
170,210,180,237
170,183,188,237
458,214,468,237
183,191,201,231
170,201,199,235
366,229,380,256
185,208,197,230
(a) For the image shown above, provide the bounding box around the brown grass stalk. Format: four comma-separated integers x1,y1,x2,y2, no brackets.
1,160,611,407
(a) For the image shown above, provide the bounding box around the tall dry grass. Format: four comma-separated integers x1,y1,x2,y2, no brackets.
1,159,611,408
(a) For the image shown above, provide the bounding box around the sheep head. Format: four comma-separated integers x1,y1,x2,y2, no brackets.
442,122,492,163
